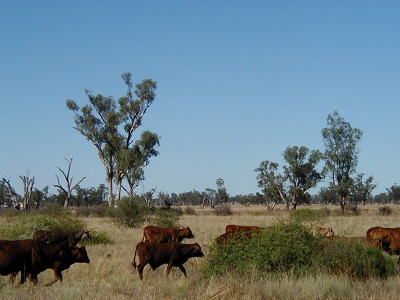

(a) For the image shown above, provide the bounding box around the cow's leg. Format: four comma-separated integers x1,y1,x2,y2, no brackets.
45,269,63,286
178,265,188,277
137,262,146,280
8,272,18,284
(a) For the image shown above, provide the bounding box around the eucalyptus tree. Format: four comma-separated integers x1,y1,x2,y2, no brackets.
322,111,363,212
282,146,323,209
66,72,159,207
216,178,229,204
387,184,400,204
255,160,288,209
54,157,86,209
348,173,376,205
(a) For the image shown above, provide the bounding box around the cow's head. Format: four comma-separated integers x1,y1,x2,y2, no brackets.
75,246,90,263
180,227,194,239
192,243,204,257
81,229,92,242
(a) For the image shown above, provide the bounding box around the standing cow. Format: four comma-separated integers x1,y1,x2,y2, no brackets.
9,244,90,286
142,226,194,243
0,239,69,284
132,242,204,280
33,228,91,246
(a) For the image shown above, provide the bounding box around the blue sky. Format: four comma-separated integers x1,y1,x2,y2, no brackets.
1,1,399,197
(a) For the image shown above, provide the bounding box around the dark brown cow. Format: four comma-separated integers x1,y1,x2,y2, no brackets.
9,245,90,286
0,239,69,284
142,226,194,243
225,224,265,234
33,229,91,246
132,242,204,280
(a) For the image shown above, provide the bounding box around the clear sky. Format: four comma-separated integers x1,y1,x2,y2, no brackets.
1,1,399,198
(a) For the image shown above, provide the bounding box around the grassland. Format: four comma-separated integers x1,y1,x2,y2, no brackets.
1,204,400,299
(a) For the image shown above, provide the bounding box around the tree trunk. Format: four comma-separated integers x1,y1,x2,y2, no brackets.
107,175,114,207
340,195,346,212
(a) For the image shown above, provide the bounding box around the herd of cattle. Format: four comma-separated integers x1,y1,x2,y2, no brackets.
1,224,400,285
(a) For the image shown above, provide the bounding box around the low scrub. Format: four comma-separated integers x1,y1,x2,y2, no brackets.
204,220,396,280
149,208,180,228
108,196,151,228
0,213,112,244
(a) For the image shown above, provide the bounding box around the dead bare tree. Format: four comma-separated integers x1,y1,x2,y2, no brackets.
53,157,86,209
1,178,19,208
19,175,35,211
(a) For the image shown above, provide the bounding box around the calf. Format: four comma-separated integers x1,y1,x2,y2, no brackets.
132,242,204,280
312,227,335,238
33,228,91,246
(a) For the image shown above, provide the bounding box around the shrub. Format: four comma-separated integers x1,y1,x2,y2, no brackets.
108,196,151,228
213,205,233,216
203,220,395,280
184,206,197,215
149,208,180,228
289,208,329,227
75,205,109,217
378,206,392,216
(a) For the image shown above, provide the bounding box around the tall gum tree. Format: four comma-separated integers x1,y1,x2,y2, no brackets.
322,111,363,212
66,72,159,207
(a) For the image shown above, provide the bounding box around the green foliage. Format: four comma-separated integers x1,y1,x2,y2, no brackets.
0,213,111,245
149,208,180,228
289,208,329,227
108,196,151,228
204,220,395,280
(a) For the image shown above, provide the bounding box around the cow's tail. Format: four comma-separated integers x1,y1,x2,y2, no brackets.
132,244,138,269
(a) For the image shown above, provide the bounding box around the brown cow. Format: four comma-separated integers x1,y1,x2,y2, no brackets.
0,239,69,284
225,224,265,234
312,227,335,238
132,242,204,280
366,226,400,254
9,245,90,286
142,226,194,243
33,229,91,246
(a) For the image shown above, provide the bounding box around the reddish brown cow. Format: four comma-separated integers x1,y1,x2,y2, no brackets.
142,226,194,243
0,239,69,284
132,242,204,280
33,229,91,246
225,224,265,234
366,226,400,255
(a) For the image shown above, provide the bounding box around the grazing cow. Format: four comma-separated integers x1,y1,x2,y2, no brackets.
132,242,204,280
0,239,69,284
225,224,265,234
142,226,194,243
33,229,91,246
312,227,335,238
9,245,90,286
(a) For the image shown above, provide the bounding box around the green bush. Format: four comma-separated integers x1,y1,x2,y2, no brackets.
0,212,112,245
203,220,395,280
289,208,329,227
149,208,180,228
108,196,151,228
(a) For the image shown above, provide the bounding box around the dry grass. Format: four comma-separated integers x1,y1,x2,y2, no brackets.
1,204,400,299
